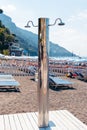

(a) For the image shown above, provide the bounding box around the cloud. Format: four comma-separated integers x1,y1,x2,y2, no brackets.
78,10,87,19
1,4,16,13
67,9,87,22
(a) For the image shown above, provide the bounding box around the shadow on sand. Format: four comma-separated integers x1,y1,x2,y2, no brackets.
0,87,20,92
49,85,76,92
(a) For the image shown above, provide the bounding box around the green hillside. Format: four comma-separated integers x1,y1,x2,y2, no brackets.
0,20,16,54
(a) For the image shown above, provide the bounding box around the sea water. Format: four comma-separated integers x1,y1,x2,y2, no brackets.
28,56,87,63
49,56,87,62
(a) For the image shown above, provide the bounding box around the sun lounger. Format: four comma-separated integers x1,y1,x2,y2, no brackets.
66,72,78,78
0,74,20,91
0,80,20,86
0,74,13,79
49,76,73,88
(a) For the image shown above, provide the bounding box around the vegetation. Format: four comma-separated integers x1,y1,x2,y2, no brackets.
0,9,3,14
0,20,15,54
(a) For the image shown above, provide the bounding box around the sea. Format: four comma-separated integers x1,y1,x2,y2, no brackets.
30,56,87,63
1,54,87,63
49,56,87,62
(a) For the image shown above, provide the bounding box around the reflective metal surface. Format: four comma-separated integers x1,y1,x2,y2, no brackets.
25,20,38,28
38,18,49,127
48,18,65,26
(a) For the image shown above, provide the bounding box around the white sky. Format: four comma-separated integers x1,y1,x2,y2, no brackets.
0,0,87,56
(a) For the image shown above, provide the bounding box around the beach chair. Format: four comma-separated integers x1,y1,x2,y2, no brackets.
66,72,73,78
66,72,78,78
0,74,20,91
77,72,84,81
0,74,13,79
83,75,87,82
49,76,73,88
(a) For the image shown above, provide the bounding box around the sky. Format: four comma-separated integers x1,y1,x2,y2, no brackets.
0,0,87,57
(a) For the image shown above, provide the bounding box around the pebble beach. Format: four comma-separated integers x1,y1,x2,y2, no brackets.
0,75,87,125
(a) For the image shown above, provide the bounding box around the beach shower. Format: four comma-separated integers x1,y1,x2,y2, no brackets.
25,17,65,128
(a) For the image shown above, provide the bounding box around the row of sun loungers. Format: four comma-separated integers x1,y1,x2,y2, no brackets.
0,74,20,91
66,71,87,82
0,65,37,76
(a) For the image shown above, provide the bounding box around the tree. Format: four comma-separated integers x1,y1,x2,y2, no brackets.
0,32,5,43
3,49,9,55
0,20,16,54
0,20,2,27
0,9,3,14
5,28,10,34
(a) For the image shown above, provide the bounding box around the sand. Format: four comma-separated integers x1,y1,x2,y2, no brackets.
0,75,87,125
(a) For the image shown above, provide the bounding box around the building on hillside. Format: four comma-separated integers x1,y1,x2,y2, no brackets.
9,43,23,56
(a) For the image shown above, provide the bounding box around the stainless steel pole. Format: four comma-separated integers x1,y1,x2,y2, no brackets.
38,18,49,127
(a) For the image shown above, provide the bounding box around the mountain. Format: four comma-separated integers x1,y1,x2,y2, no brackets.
0,13,75,56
